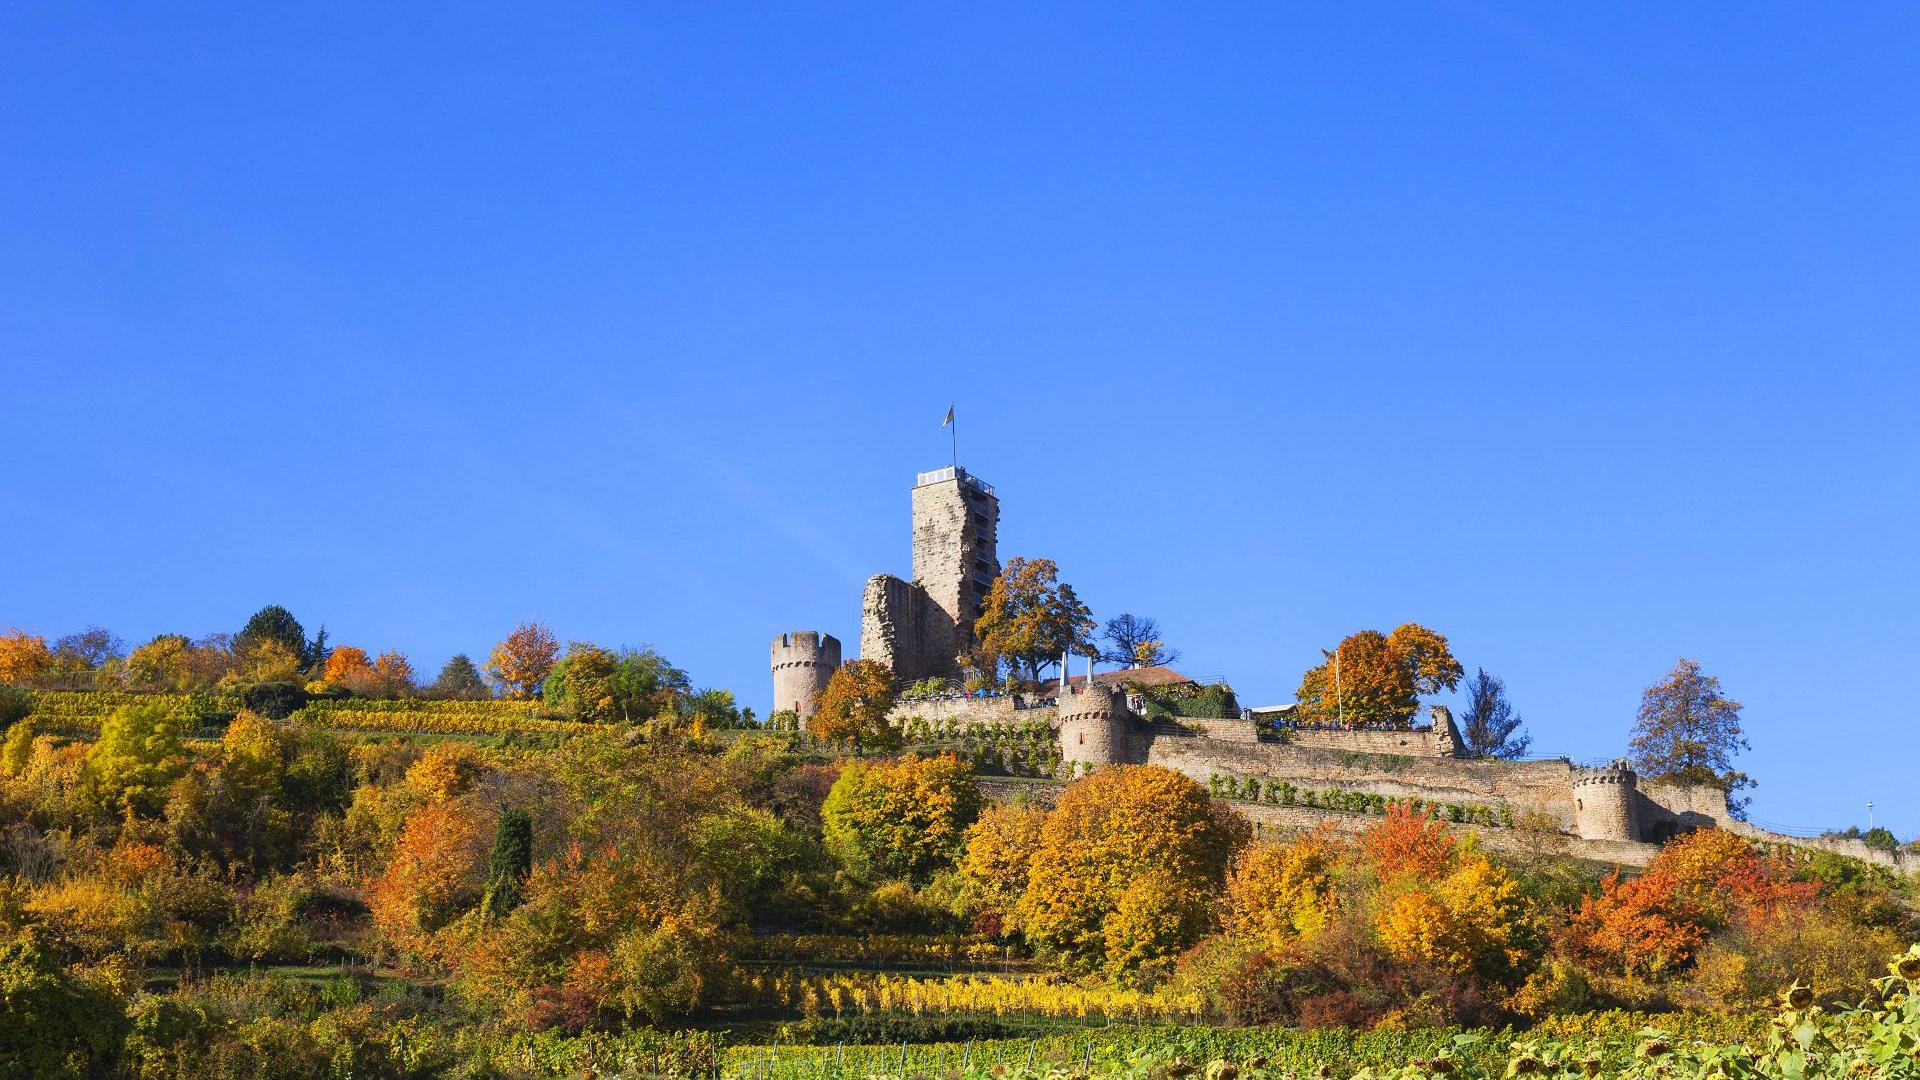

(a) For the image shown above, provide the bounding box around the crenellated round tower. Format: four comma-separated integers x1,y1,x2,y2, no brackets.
770,631,841,724
1057,682,1128,774
1571,759,1640,842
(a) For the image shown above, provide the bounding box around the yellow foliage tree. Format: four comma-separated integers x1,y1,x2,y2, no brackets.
958,803,1048,926
487,621,560,699
1017,764,1245,973
85,703,192,816
1225,830,1340,950
823,753,981,880
1375,854,1536,979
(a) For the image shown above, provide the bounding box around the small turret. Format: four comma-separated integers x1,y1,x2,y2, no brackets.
1571,759,1640,842
770,631,841,725
1058,681,1128,774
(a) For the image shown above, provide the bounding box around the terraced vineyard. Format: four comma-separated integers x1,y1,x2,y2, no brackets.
20,689,599,739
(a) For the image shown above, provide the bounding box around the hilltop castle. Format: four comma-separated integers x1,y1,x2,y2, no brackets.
773,464,1909,872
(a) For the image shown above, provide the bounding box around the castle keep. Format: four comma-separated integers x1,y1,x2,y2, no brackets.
772,463,1908,872
860,466,999,683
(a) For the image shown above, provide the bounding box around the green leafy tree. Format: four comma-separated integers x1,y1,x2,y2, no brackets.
545,643,691,724
0,932,127,1079
430,653,492,699
86,703,192,815
236,605,311,665
482,807,534,918
974,557,1096,687
1629,657,1754,816
1458,667,1531,759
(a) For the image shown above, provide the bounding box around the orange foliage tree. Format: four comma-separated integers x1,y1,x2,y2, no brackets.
1359,803,1457,882
1293,623,1463,725
0,629,51,686
487,622,560,699
368,800,489,959
323,645,373,685
1564,827,1819,978
1017,764,1246,974
809,659,898,750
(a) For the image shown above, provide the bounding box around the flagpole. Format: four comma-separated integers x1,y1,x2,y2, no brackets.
950,403,957,469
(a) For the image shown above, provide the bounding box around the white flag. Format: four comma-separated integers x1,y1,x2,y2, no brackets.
942,405,954,428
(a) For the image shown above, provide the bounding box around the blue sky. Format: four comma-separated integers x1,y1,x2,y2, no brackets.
3,5,1915,838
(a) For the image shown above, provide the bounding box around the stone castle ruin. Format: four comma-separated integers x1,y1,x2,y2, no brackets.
775,464,1908,872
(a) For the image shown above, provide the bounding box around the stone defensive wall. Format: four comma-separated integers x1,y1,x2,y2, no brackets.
889,694,1057,728
1140,730,1593,832
974,777,1661,867
1276,726,1453,756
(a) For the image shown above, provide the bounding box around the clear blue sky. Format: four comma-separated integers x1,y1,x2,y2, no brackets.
3,5,1915,838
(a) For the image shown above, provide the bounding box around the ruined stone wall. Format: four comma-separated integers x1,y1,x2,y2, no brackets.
1635,779,1733,839
1138,731,1582,830
887,694,1055,728
861,573,953,684
770,631,840,720
1278,727,1456,756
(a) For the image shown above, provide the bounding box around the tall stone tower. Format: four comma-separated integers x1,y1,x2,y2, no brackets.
861,466,999,683
910,466,999,667
770,631,840,723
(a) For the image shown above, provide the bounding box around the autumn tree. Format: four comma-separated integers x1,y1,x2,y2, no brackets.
973,557,1096,687
85,703,192,816
43,627,123,689
323,645,373,685
958,803,1048,933
810,659,898,750
823,753,981,880
1017,764,1245,975
0,630,50,687
1458,668,1531,759
371,650,415,697
1629,659,1754,814
1375,853,1537,980
1225,829,1340,950
125,634,192,690
545,643,690,724
1564,827,1815,978
1293,623,1464,726
1359,802,1457,882
430,654,491,699
486,621,560,699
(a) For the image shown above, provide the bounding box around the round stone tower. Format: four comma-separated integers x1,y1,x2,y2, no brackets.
1571,760,1640,842
1057,682,1128,774
770,631,841,724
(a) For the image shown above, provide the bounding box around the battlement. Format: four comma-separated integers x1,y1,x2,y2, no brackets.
1572,760,1637,787
770,630,841,722
771,630,840,663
